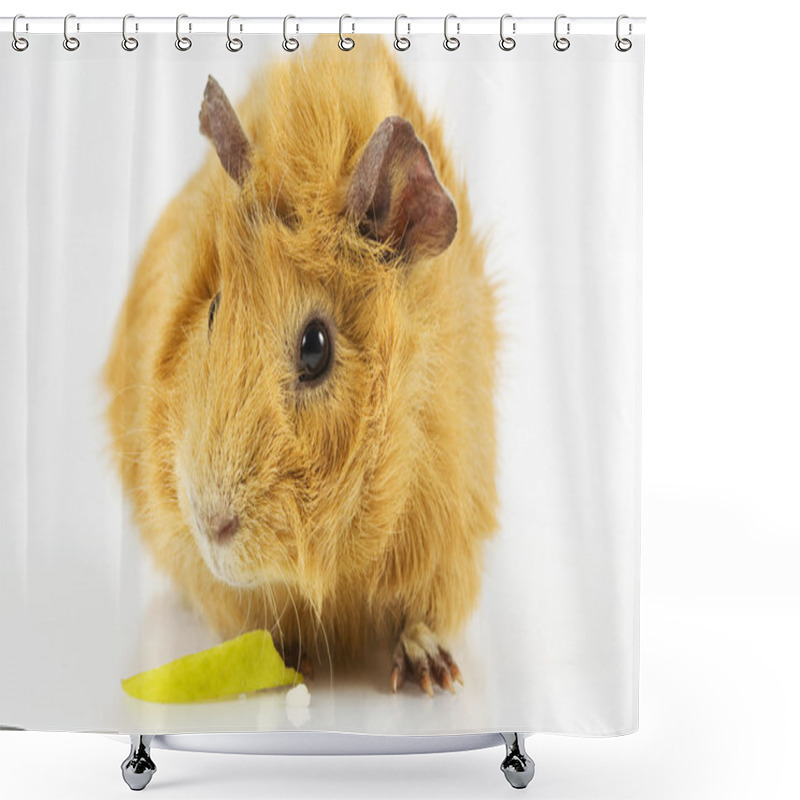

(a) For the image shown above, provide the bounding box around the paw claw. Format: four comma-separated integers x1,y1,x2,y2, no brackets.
392,622,462,698
438,646,463,686
420,671,434,698
441,671,456,694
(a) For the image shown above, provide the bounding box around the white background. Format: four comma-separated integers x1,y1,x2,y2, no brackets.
1,0,798,798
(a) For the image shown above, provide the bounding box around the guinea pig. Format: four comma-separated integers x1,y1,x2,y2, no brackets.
104,35,498,697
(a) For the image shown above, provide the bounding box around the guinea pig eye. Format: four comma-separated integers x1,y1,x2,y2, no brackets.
298,319,332,383
208,292,221,334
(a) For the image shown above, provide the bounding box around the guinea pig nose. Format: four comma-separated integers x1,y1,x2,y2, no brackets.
213,514,240,544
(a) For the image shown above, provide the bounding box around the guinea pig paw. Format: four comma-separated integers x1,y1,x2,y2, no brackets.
390,621,463,697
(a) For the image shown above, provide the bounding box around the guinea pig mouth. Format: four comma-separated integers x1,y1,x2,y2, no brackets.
197,540,262,589
180,479,277,589
186,514,260,588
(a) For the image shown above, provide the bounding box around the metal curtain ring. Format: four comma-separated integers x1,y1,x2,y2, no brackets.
615,14,632,51
63,13,80,51
122,14,138,51
553,14,570,51
499,13,516,51
226,15,243,52
282,15,299,51
175,14,192,51
394,14,410,51
12,14,29,52
443,14,460,51
339,14,355,51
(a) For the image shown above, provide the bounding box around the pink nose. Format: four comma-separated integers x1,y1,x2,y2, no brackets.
213,515,240,544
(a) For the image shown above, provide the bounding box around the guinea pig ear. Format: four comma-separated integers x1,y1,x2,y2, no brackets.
346,116,457,263
199,75,252,186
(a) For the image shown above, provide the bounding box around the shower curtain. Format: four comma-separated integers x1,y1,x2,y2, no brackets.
0,19,644,740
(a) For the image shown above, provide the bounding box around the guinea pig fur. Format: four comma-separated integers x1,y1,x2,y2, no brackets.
104,36,498,696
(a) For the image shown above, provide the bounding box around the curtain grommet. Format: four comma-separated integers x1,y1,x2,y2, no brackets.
499,14,516,51
175,14,192,51
12,14,29,51
553,14,571,52
226,15,243,52
63,13,80,52
121,14,139,52
394,14,411,51
339,14,355,51
282,15,299,52
444,14,460,51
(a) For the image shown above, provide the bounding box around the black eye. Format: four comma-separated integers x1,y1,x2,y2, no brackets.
208,292,220,334
299,319,332,383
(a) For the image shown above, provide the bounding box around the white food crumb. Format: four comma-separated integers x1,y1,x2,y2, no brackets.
285,683,310,708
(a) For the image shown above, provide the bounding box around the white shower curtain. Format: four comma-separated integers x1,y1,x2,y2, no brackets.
0,24,643,738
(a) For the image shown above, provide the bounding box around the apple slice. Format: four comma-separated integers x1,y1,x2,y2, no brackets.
122,630,302,703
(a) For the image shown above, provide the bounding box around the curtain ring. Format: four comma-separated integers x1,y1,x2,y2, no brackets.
339,14,355,51
615,14,632,52
553,14,570,52
122,14,139,51
226,15,243,52
12,14,29,52
443,14,460,51
175,14,192,51
499,14,516,51
394,14,410,51
63,13,80,51
282,15,299,52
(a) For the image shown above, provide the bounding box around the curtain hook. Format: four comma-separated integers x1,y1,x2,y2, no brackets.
175,14,192,51
615,14,632,52
282,15,299,51
63,13,80,51
553,14,570,52
122,14,139,52
499,14,516,51
339,14,355,51
12,14,29,52
394,14,410,51
226,15,243,52
443,14,460,51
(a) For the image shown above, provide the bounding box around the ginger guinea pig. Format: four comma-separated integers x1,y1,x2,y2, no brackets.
104,37,498,696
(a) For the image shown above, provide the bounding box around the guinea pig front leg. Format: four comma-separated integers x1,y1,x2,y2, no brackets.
390,621,463,697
